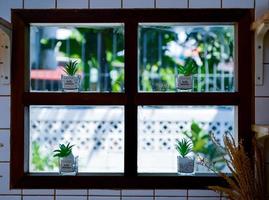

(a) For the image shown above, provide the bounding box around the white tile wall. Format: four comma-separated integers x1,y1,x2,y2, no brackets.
188,190,220,197
0,130,10,161
122,197,153,200
0,85,10,95
155,189,187,196
57,0,88,8
189,0,221,8
255,97,269,124
56,190,87,195
89,189,121,196
23,189,54,195
188,198,220,200
0,196,21,200
122,190,153,196
0,97,10,128
123,0,154,8
24,0,55,9
90,0,121,8
255,0,269,18
23,196,54,200
155,197,187,200
0,0,269,198
56,196,87,200
90,197,121,200
0,163,21,194
156,0,188,8
0,0,22,21
256,65,269,96
222,0,254,8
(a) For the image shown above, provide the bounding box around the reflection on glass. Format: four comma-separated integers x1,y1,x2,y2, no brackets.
29,106,124,173
30,24,124,92
138,106,236,173
138,24,235,92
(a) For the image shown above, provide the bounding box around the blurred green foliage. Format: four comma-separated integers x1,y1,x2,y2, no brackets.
31,141,58,171
183,121,226,170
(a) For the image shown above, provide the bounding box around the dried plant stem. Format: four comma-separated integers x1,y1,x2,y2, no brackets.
204,134,266,200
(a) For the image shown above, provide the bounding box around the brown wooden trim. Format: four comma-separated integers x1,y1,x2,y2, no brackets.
23,93,127,105
124,20,138,177
11,9,249,23
136,93,240,105
10,11,27,188
237,10,254,148
13,174,227,189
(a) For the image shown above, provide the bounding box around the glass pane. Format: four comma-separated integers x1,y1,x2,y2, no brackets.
138,24,235,92
29,106,124,173
30,24,124,92
138,106,237,173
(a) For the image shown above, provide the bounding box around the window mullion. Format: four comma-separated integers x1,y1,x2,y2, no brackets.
124,20,138,177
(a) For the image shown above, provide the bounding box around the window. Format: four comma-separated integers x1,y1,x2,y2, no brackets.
11,9,253,189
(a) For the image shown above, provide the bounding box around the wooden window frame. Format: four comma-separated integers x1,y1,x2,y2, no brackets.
11,9,254,189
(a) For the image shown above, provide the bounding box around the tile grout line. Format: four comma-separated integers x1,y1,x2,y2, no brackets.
221,0,222,8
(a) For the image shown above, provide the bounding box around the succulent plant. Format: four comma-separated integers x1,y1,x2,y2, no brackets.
63,60,79,76
53,143,74,158
176,138,192,158
178,60,198,76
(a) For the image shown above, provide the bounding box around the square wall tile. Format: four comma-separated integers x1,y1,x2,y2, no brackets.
0,86,10,95
222,0,254,8
0,196,21,200
90,0,121,8
188,198,220,200
123,0,154,8
0,130,10,161
156,0,187,8
255,97,269,124
155,198,187,200
255,0,268,19
56,196,87,200
89,189,120,196
24,0,55,8
122,198,153,200
189,0,221,8
256,65,269,96
155,189,187,196
23,196,54,200
0,96,10,128
0,0,22,22
0,163,21,194
188,189,220,196
57,0,88,8
122,189,153,196
23,189,54,195
90,197,120,200
56,189,87,195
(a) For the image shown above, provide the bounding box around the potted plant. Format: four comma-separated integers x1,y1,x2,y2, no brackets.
61,60,81,92
176,60,198,91
176,138,195,175
53,143,78,175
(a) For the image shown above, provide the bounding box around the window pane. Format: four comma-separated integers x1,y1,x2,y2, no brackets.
138,106,236,173
29,106,124,173
30,24,124,92
138,24,235,92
